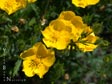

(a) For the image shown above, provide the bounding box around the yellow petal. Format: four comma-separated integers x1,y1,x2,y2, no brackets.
36,42,50,58
72,0,87,8
22,60,36,77
72,0,99,8
86,0,99,5
0,0,26,15
34,63,49,78
42,38,56,47
20,48,36,60
42,31,70,50
71,16,84,28
20,42,45,59
49,19,67,31
58,11,76,20
41,27,55,40
76,43,98,52
83,25,93,34
42,28,59,49
82,33,99,43
28,0,37,3
71,16,85,41
42,50,55,67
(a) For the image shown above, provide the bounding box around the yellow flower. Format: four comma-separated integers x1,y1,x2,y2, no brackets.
28,0,37,3
72,0,100,8
42,19,72,50
42,11,85,50
0,0,26,15
42,11,99,52
20,42,55,78
75,26,99,52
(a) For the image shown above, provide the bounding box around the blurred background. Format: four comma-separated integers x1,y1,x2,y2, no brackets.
0,0,112,84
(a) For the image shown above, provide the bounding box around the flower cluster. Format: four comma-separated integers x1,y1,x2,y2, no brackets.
42,11,98,52
0,0,37,15
17,0,100,79
20,42,55,78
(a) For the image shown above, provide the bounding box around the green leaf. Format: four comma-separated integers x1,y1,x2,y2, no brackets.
28,17,36,26
12,59,22,77
103,54,112,63
92,22,103,35
49,61,65,82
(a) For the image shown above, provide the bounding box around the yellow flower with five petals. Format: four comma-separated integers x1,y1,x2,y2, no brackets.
20,42,55,78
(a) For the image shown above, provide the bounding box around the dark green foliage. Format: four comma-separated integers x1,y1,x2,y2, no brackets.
0,0,112,84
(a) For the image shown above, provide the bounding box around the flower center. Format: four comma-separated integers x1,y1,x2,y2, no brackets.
29,60,38,70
